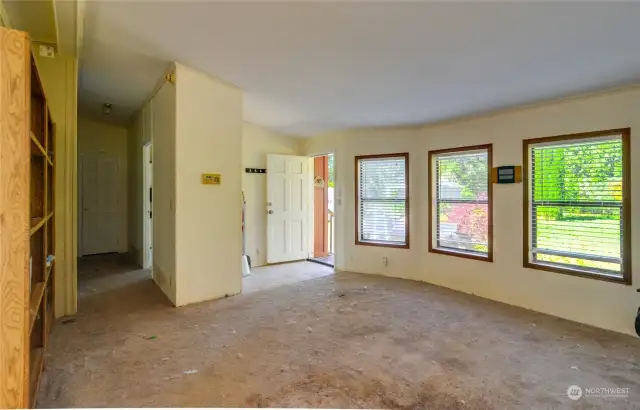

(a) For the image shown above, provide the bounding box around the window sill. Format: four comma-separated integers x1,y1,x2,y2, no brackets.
524,261,630,285
429,247,492,262
355,240,409,249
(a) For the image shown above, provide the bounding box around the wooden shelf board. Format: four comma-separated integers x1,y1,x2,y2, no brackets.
30,131,53,165
29,282,45,334
30,141,45,157
29,213,51,236
30,132,46,157
30,216,43,230
29,347,45,407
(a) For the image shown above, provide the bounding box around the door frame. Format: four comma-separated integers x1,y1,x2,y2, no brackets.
142,142,153,271
313,155,329,257
308,152,335,265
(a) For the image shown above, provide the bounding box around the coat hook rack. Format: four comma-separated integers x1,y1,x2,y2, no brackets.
245,168,267,174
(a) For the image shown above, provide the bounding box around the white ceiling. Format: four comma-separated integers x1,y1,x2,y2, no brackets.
79,2,640,136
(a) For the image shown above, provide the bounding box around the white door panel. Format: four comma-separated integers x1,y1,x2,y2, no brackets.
81,154,121,256
267,155,310,263
81,155,100,256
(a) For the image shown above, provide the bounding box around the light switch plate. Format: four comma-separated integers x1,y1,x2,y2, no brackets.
39,44,55,58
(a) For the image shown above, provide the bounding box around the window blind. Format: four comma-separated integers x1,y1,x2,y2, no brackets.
434,149,489,256
357,155,408,246
529,136,624,276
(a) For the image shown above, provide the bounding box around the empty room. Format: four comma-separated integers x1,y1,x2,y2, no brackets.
0,1,639,409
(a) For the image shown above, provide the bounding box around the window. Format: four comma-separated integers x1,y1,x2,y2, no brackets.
429,145,493,261
523,129,631,284
355,153,409,248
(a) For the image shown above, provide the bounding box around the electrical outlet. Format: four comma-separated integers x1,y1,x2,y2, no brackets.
39,44,55,58
382,257,388,267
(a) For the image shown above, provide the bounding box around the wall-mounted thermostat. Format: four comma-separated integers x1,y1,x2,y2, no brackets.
492,166,522,184
202,173,221,185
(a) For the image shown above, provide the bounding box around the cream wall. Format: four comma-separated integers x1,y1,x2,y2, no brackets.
127,109,143,265
150,81,177,304
301,87,640,336
78,117,128,254
34,53,78,318
174,63,243,306
0,2,7,27
126,72,177,304
127,63,244,307
128,111,300,274
242,122,300,267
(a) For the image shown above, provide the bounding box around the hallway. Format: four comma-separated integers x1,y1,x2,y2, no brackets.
77,254,151,299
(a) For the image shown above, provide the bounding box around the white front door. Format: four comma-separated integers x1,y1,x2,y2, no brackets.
81,154,120,256
267,154,310,263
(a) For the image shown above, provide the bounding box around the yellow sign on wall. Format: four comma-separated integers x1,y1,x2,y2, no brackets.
202,173,221,185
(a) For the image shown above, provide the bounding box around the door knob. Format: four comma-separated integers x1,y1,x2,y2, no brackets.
268,210,274,214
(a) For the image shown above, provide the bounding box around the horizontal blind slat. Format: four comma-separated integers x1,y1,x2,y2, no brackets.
358,155,407,244
434,149,489,256
530,136,624,276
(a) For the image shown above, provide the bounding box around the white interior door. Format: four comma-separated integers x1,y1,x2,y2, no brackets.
267,154,310,263
81,154,120,256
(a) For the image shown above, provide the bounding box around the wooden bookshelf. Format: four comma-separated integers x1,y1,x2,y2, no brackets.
0,27,56,409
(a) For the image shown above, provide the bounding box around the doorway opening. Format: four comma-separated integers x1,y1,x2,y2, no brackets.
243,154,333,292
142,142,153,272
309,154,335,267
